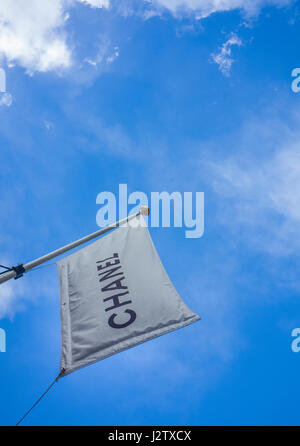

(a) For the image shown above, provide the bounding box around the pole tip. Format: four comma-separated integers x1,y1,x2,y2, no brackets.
140,206,150,216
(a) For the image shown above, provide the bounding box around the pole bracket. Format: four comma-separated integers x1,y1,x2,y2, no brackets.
12,264,26,279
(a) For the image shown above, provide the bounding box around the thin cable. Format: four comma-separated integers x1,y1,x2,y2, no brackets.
0,264,11,270
16,375,60,426
0,264,13,275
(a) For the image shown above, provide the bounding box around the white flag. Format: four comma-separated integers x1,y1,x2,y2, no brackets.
57,214,200,376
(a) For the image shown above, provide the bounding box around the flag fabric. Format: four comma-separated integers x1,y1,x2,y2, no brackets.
57,214,200,376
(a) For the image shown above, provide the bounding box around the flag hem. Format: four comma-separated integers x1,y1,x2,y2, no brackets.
60,314,200,376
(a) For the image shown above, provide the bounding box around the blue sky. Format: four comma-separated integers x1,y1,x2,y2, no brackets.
1,0,300,426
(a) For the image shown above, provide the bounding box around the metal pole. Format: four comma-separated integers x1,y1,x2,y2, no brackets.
0,206,150,285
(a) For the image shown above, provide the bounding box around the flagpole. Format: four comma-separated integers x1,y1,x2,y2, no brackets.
0,206,150,285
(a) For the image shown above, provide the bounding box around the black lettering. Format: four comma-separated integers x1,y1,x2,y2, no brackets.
101,277,128,292
104,291,131,312
108,309,137,329
96,253,118,265
98,265,122,281
97,258,120,271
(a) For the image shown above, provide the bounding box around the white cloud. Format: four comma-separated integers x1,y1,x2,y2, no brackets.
0,0,110,74
106,46,120,64
0,282,19,319
0,92,12,107
0,0,293,75
0,265,27,319
149,0,293,18
211,33,242,76
0,0,71,74
0,260,60,319
78,0,110,7
211,134,300,256
84,41,119,68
